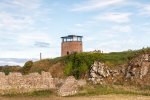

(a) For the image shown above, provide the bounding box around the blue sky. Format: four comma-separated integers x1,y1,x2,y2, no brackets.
0,0,150,66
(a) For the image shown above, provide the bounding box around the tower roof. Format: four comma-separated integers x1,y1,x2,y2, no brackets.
61,35,83,38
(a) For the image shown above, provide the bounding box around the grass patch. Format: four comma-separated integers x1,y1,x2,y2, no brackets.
77,85,150,96
2,90,53,97
140,86,150,91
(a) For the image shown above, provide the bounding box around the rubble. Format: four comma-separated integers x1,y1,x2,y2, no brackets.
58,76,78,96
57,76,87,96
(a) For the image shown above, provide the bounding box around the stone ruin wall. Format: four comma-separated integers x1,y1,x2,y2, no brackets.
0,71,55,94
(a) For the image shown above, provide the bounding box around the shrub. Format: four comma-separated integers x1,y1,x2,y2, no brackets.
64,61,73,76
22,61,33,75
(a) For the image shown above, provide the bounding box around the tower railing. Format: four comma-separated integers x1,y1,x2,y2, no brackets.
61,35,83,42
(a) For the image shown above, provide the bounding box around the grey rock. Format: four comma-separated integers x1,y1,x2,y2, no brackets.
58,76,78,96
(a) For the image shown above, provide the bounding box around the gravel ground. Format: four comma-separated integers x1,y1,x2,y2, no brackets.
0,95,150,100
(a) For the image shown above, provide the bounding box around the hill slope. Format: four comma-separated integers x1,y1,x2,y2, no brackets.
29,48,150,80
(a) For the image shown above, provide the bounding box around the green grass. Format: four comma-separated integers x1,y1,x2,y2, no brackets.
2,90,53,97
140,86,150,91
77,85,150,96
1,85,150,97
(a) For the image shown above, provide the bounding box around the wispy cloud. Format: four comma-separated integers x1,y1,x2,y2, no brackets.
0,0,41,11
97,39,137,52
71,0,126,12
111,25,132,33
0,0,51,31
0,0,55,61
94,12,132,23
10,0,40,9
17,32,51,45
0,12,33,31
34,42,50,48
139,4,150,16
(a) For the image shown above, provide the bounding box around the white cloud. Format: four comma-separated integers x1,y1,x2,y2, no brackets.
71,0,126,11
0,45,59,59
0,12,33,31
97,39,137,52
95,12,132,23
0,0,54,56
84,37,138,53
0,0,51,31
1,0,41,11
68,13,132,38
75,24,84,27
17,32,51,45
139,4,150,16
111,25,132,33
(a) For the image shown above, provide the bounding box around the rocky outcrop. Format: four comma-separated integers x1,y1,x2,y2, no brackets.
89,61,120,84
89,54,150,86
125,54,150,85
126,54,150,79
89,61,109,84
58,76,86,96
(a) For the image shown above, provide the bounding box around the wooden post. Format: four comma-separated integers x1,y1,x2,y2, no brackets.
40,53,42,60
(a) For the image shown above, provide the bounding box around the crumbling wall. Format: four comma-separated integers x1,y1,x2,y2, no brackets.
0,71,55,94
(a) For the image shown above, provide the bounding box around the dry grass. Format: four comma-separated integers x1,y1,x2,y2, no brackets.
0,95,150,100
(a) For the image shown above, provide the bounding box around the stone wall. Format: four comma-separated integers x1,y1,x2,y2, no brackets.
0,71,55,94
